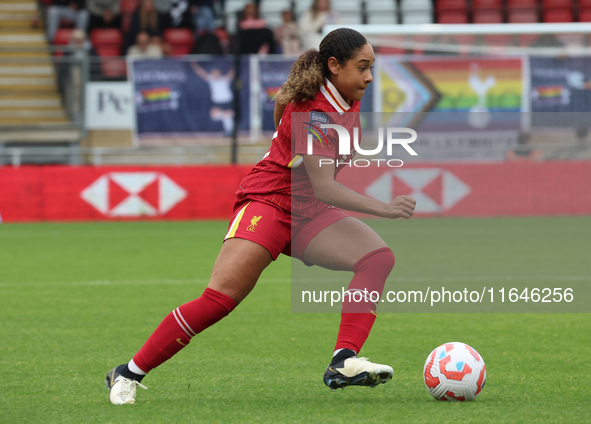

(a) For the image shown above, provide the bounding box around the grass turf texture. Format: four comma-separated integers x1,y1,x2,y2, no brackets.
0,217,590,423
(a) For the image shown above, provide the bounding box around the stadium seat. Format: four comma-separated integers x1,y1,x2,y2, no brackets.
401,0,432,11
367,0,398,25
294,0,311,16
259,0,291,28
95,46,122,57
438,11,469,24
507,0,537,8
508,9,538,23
401,0,432,23
52,28,73,57
580,8,591,22
436,0,468,11
542,0,573,8
225,0,247,33
331,0,363,25
472,0,502,8
332,0,361,14
402,12,433,23
368,11,398,24
543,9,574,22
164,28,195,55
53,28,74,45
339,12,363,25
90,29,124,56
473,9,504,23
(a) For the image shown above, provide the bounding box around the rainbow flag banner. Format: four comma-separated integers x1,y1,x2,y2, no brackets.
141,87,172,103
377,56,525,160
378,56,525,132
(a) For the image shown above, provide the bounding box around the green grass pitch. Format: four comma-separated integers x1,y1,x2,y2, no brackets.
1,217,590,423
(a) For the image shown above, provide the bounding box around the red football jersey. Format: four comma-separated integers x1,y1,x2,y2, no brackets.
236,79,361,218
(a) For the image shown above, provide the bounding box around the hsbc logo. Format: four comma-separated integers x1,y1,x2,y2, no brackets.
81,172,187,217
365,168,471,213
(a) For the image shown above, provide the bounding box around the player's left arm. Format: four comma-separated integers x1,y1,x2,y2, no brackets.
302,155,416,219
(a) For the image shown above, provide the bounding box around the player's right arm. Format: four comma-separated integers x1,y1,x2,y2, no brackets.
302,155,416,219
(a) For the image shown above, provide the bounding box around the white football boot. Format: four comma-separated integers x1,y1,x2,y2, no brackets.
324,356,393,391
105,367,147,404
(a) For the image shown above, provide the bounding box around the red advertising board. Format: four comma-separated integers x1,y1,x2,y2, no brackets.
0,162,590,222
0,165,251,222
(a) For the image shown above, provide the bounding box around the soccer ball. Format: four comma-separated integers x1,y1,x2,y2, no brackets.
423,342,486,401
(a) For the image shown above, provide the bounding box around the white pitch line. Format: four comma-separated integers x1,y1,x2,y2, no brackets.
0,277,292,288
0,228,227,238
0,276,588,288
1,225,590,238
291,275,591,283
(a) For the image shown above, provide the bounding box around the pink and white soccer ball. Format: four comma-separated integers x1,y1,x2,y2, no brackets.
423,342,486,401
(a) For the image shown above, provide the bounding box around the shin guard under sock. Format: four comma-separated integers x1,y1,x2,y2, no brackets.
132,287,236,373
334,247,395,353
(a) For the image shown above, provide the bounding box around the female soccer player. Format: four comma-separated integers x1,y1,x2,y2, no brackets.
106,27,416,405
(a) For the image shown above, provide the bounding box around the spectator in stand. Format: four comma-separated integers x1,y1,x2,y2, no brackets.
190,0,216,35
237,3,275,54
239,3,266,30
87,0,122,32
127,31,164,58
150,35,173,56
299,0,340,50
192,31,223,54
274,9,300,55
46,0,89,42
58,29,99,94
124,0,165,53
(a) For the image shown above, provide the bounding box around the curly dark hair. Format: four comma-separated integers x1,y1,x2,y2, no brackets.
276,28,368,105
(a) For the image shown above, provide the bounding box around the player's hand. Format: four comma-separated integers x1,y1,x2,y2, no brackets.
383,195,416,219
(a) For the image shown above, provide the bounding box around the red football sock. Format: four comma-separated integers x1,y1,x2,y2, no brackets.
132,287,236,373
334,247,395,354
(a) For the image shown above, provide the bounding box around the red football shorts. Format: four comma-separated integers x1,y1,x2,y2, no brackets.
224,198,349,263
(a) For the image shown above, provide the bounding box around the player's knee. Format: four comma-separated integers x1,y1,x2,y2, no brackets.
353,247,395,275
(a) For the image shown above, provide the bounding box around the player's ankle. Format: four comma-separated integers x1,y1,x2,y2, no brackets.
330,348,356,366
115,363,146,383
